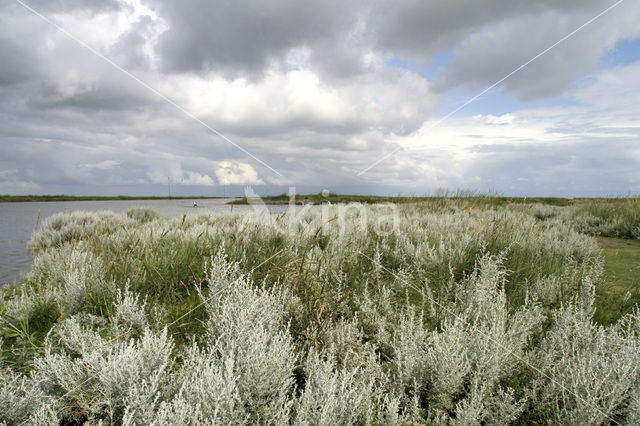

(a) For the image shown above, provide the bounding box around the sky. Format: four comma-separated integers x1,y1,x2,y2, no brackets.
0,0,639,197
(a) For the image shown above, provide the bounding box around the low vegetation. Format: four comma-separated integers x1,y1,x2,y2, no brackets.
571,198,640,239
594,237,640,325
227,191,578,206
1,200,639,424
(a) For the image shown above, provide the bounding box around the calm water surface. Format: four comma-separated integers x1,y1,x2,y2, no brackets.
0,199,267,286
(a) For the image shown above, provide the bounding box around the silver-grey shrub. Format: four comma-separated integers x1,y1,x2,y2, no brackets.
125,207,160,224
113,283,149,333
4,204,640,424
34,315,174,424
195,249,299,423
294,347,400,425
28,210,134,254
533,277,640,424
3,246,114,327
0,365,58,425
389,253,544,421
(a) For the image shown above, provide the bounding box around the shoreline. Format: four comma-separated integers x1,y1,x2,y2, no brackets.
0,195,229,203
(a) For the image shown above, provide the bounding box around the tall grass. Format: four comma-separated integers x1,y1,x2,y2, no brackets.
1,202,639,424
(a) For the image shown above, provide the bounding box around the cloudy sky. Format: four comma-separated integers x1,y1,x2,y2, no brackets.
1,0,639,197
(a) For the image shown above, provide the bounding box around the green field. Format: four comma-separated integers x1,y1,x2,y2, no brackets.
595,237,640,325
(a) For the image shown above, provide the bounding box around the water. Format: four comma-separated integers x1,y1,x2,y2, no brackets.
0,199,263,286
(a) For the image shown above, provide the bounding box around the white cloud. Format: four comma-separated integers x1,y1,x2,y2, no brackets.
359,62,640,194
166,64,435,138
215,162,264,185
182,172,215,186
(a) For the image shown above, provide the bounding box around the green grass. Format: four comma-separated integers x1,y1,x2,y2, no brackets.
594,237,640,325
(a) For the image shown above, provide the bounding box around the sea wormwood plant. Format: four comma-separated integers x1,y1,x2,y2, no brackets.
567,198,640,239
28,210,135,254
125,206,160,224
385,253,544,422
532,276,640,424
1,246,115,367
3,205,640,424
194,249,299,423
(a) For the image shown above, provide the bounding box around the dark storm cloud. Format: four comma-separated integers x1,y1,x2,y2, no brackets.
370,0,601,56
0,33,38,86
20,0,122,13
0,2,153,112
29,80,159,112
369,0,640,100
430,6,635,100
154,0,364,78
0,6,49,88
151,0,640,97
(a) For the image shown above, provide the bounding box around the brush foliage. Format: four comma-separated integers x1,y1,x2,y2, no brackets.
2,201,640,424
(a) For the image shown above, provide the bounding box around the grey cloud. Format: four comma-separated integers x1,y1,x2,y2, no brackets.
468,139,640,196
378,138,640,197
109,15,157,70
0,34,38,86
0,7,160,116
18,0,122,13
0,0,638,197
370,0,639,100
431,2,640,99
305,37,372,82
154,0,364,78
150,0,640,98
0,7,50,88
430,14,599,99
29,80,159,112
370,0,600,56
211,118,366,140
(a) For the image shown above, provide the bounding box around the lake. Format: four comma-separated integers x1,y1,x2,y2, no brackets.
0,199,268,286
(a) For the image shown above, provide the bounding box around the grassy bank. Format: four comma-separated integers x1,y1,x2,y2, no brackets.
228,192,579,206
1,201,639,424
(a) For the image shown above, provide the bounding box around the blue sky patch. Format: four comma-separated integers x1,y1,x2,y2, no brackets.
600,36,640,69
387,50,455,80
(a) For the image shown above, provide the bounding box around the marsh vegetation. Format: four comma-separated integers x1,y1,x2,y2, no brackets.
1,198,639,424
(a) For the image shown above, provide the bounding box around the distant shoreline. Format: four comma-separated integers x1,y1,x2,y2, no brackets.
0,195,228,202
2,193,636,205
228,193,586,206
